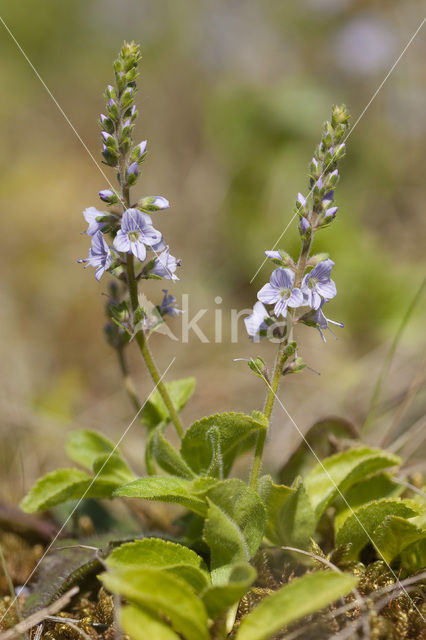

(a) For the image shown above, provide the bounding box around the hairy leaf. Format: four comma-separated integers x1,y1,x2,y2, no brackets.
260,476,315,549
203,479,265,583
92,453,136,484
236,570,358,640
121,605,180,640
66,429,117,470
201,563,256,619
373,515,426,564
113,476,208,516
181,412,266,477
304,447,401,519
334,473,403,532
335,498,421,560
20,468,118,512
140,378,196,428
101,567,209,640
279,417,357,485
146,424,195,479
107,538,210,592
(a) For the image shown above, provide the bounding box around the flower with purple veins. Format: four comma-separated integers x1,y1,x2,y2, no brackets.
257,268,304,318
150,246,181,280
244,301,270,338
301,259,337,310
113,209,162,262
83,207,106,236
79,231,113,281
299,302,343,342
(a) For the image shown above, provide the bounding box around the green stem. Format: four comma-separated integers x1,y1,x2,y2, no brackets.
126,254,184,438
249,236,313,489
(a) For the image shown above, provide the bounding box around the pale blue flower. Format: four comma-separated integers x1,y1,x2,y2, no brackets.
244,301,270,338
300,302,343,342
79,231,113,280
113,209,162,262
160,290,181,317
83,207,106,236
150,246,181,280
301,259,337,309
257,268,304,318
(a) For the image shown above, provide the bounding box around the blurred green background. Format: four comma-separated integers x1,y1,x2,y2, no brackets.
1,0,425,503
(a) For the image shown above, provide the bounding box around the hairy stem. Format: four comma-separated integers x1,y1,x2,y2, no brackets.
249,236,313,489
125,254,184,437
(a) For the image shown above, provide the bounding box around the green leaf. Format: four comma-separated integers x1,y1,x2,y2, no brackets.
334,473,403,532
373,516,426,564
66,429,117,470
101,567,209,640
201,563,256,619
146,424,195,479
140,378,196,428
259,476,315,549
113,476,208,516
181,412,266,477
335,498,421,560
236,570,358,640
279,417,357,485
203,479,265,583
121,605,180,640
20,468,119,512
401,538,426,573
304,447,401,519
92,453,136,484
107,538,210,593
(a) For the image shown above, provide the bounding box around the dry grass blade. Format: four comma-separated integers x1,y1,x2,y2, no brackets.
0,587,79,640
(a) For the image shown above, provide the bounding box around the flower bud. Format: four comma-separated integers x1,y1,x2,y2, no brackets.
331,104,350,128
108,98,119,120
105,84,116,99
99,189,119,204
131,140,147,163
121,87,134,109
100,114,114,134
137,196,170,211
126,161,139,185
101,131,117,150
328,169,339,188
299,217,311,235
102,144,118,167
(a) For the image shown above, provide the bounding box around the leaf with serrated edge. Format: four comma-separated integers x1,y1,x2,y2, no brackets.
336,498,421,560
304,447,401,519
20,468,118,512
113,476,207,516
181,412,266,477
373,515,426,564
236,571,358,640
101,567,209,640
107,538,210,593
203,479,265,584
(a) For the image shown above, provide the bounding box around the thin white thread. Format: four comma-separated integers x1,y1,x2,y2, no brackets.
249,17,426,284
0,358,176,625
256,365,425,623
0,15,174,278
